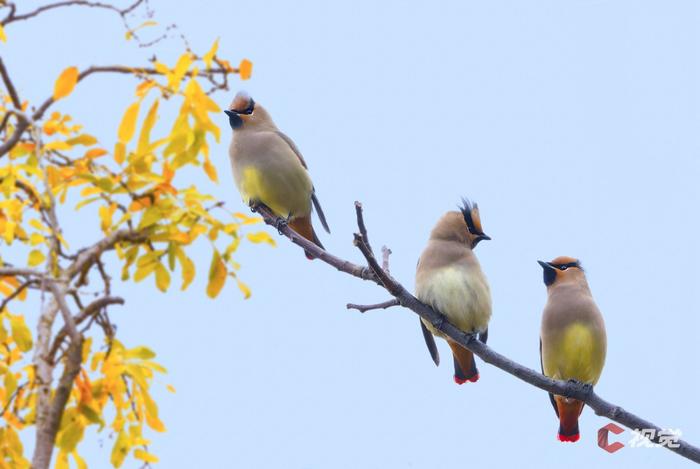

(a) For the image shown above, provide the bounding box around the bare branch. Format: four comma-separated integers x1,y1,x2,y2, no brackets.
0,57,22,108
0,266,44,278
346,299,399,313
65,228,146,280
49,295,124,362
252,204,380,284
255,201,700,464
2,0,144,25
0,279,36,312
354,201,373,254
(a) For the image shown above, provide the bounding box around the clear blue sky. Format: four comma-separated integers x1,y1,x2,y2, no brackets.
4,0,700,467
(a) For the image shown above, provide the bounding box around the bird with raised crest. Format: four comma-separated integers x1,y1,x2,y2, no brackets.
415,199,492,384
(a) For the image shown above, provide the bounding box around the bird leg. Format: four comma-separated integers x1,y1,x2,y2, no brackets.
274,213,292,234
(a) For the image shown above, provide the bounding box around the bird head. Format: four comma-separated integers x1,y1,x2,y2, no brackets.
224,91,273,130
429,198,491,249
537,256,584,287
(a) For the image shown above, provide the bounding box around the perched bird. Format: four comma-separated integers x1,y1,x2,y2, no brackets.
538,257,607,443
415,199,492,384
224,92,330,258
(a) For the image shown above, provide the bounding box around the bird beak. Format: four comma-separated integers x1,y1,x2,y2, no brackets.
479,234,491,241
538,260,554,270
224,109,243,129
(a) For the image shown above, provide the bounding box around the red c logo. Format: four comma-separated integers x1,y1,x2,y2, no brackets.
598,423,625,454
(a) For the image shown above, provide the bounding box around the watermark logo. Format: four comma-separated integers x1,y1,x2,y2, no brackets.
598,423,625,453
597,424,682,454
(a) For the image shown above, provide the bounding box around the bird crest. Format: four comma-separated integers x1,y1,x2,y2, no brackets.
460,198,485,236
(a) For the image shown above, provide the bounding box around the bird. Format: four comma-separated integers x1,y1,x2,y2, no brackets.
414,199,492,384
224,91,330,259
538,257,607,443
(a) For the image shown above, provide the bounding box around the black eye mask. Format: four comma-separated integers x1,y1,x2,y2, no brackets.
224,110,243,129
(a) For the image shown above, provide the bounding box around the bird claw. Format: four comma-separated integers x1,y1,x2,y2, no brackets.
248,200,260,213
275,217,289,234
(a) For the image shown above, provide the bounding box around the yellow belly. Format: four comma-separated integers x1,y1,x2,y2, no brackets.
237,166,311,218
543,323,605,385
416,266,491,336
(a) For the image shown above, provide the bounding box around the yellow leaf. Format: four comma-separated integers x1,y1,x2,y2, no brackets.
55,451,69,469
72,452,88,469
237,279,251,299
44,140,73,151
203,38,219,69
110,430,129,468
154,263,170,292
84,147,108,159
166,384,176,393
118,101,141,143
177,251,195,291
53,66,79,100
10,315,33,352
29,232,46,246
0,24,7,43
170,52,194,89
66,134,97,146
246,231,276,246
203,157,218,182
126,346,156,360
138,99,159,154
239,59,253,80
57,420,84,452
134,449,159,463
114,142,126,164
27,249,46,267
206,250,226,298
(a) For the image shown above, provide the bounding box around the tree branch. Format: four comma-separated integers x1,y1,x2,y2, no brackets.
255,201,700,464
346,298,399,313
65,228,146,280
1,0,144,25
0,57,22,108
31,335,83,469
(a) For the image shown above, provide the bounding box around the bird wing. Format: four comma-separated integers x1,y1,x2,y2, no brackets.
276,131,330,233
540,338,559,417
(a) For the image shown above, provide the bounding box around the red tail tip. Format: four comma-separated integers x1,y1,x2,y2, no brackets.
454,373,479,385
557,433,580,443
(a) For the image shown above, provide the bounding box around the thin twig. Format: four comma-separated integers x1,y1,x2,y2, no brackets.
346,299,400,313
354,201,373,254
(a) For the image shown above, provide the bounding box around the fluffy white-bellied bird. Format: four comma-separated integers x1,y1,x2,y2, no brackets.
225,92,330,258
538,257,607,443
415,199,492,384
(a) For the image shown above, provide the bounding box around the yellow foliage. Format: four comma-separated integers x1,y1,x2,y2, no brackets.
206,250,227,298
53,67,79,100
239,59,253,80
118,101,140,143
0,21,264,468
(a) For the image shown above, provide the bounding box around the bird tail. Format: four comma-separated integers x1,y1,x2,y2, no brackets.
447,341,479,384
289,216,324,260
554,396,584,442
